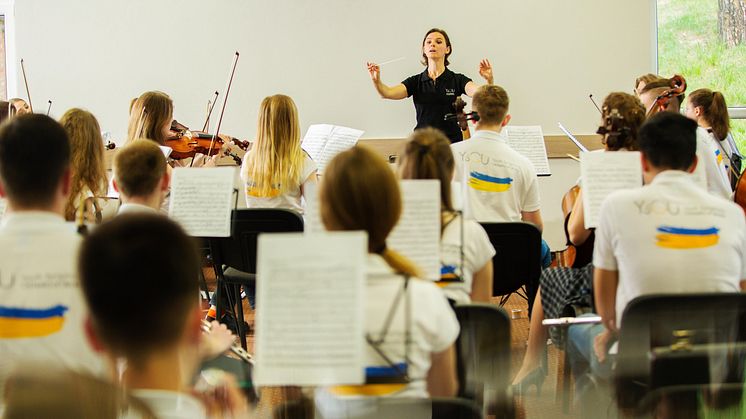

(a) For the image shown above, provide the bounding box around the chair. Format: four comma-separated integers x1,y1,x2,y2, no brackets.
453,304,513,418
208,208,304,348
614,293,746,413
638,383,745,419
307,397,483,419
478,222,541,314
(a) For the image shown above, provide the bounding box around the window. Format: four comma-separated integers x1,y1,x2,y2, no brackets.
657,0,746,151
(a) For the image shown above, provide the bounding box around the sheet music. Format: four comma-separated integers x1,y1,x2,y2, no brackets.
581,151,642,229
505,126,551,176
168,167,235,237
558,122,589,153
159,146,173,158
301,124,364,172
254,232,366,386
388,180,440,280
303,181,325,234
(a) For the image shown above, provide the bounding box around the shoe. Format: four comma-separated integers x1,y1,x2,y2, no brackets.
512,367,546,397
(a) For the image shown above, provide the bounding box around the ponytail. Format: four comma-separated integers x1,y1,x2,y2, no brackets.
380,248,423,278
709,91,730,141
399,128,455,212
690,89,731,141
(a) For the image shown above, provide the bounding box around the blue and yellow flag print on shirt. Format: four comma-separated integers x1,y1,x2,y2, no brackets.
469,171,513,192
655,226,719,249
0,305,68,338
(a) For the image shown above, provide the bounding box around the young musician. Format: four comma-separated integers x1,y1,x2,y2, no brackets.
79,214,247,419
240,94,317,214
0,114,103,398
685,88,742,186
567,112,746,401
112,139,170,214
639,76,731,198
512,92,646,393
127,91,218,168
366,28,493,143
450,84,551,267
315,146,459,415
126,91,173,146
398,127,495,303
59,108,108,222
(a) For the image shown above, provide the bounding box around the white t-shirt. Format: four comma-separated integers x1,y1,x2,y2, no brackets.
117,202,158,215
593,170,746,327
240,153,317,214
0,212,104,396
451,129,540,222
692,127,731,199
439,214,496,304
131,389,207,419
315,254,460,416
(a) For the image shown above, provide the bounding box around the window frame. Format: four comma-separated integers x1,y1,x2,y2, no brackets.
653,0,746,120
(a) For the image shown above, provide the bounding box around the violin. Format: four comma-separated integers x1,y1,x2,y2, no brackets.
651,75,687,114
166,119,249,164
444,97,479,140
557,186,594,268
733,171,746,214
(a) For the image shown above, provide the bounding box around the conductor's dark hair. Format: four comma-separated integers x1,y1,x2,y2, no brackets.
0,114,70,208
79,214,200,364
639,112,697,171
421,28,452,67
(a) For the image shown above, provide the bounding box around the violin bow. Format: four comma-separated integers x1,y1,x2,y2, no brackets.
46,100,52,116
589,94,602,114
206,51,240,166
201,91,219,132
20,59,33,113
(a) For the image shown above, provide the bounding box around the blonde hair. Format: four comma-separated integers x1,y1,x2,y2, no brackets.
113,139,166,197
320,146,422,277
126,91,173,145
399,127,455,215
59,108,107,221
243,94,305,197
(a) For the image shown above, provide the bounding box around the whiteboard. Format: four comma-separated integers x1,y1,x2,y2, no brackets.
12,0,654,143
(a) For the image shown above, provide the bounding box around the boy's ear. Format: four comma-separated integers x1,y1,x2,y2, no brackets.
501,114,512,127
84,316,106,353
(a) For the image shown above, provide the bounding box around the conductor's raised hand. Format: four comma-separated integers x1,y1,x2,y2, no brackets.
478,59,493,84
366,62,381,83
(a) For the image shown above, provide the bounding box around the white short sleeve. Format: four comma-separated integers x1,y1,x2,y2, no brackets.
521,166,541,212
302,153,318,181
466,220,496,271
414,280,460,353
592,197,618,271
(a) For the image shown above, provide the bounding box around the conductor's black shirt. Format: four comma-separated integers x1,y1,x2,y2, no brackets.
402,68,472,143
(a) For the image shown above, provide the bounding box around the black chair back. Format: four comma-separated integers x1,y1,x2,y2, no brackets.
479,222,541,311
211,208,304,274
454,304,512,417
615,293,746,411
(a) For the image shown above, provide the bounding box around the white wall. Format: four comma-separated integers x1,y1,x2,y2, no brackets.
12,0,654,143
12,1,653,248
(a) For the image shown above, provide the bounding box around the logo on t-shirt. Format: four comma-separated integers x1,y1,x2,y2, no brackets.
445,88,455,96
468,171,513,192
246,184,281,198
0,304,68,338
655,226,719,249
715,149,724,165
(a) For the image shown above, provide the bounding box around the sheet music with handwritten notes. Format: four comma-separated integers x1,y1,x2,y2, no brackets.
581,151,642,229
168,167,235,237
388,180,440,280
254,231,366,386
301,124,364,172
505,125,551,176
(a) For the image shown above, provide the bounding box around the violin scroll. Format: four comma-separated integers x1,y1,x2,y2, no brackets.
652,74,687,113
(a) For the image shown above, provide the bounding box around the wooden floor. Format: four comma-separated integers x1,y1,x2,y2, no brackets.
203,267,580,418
